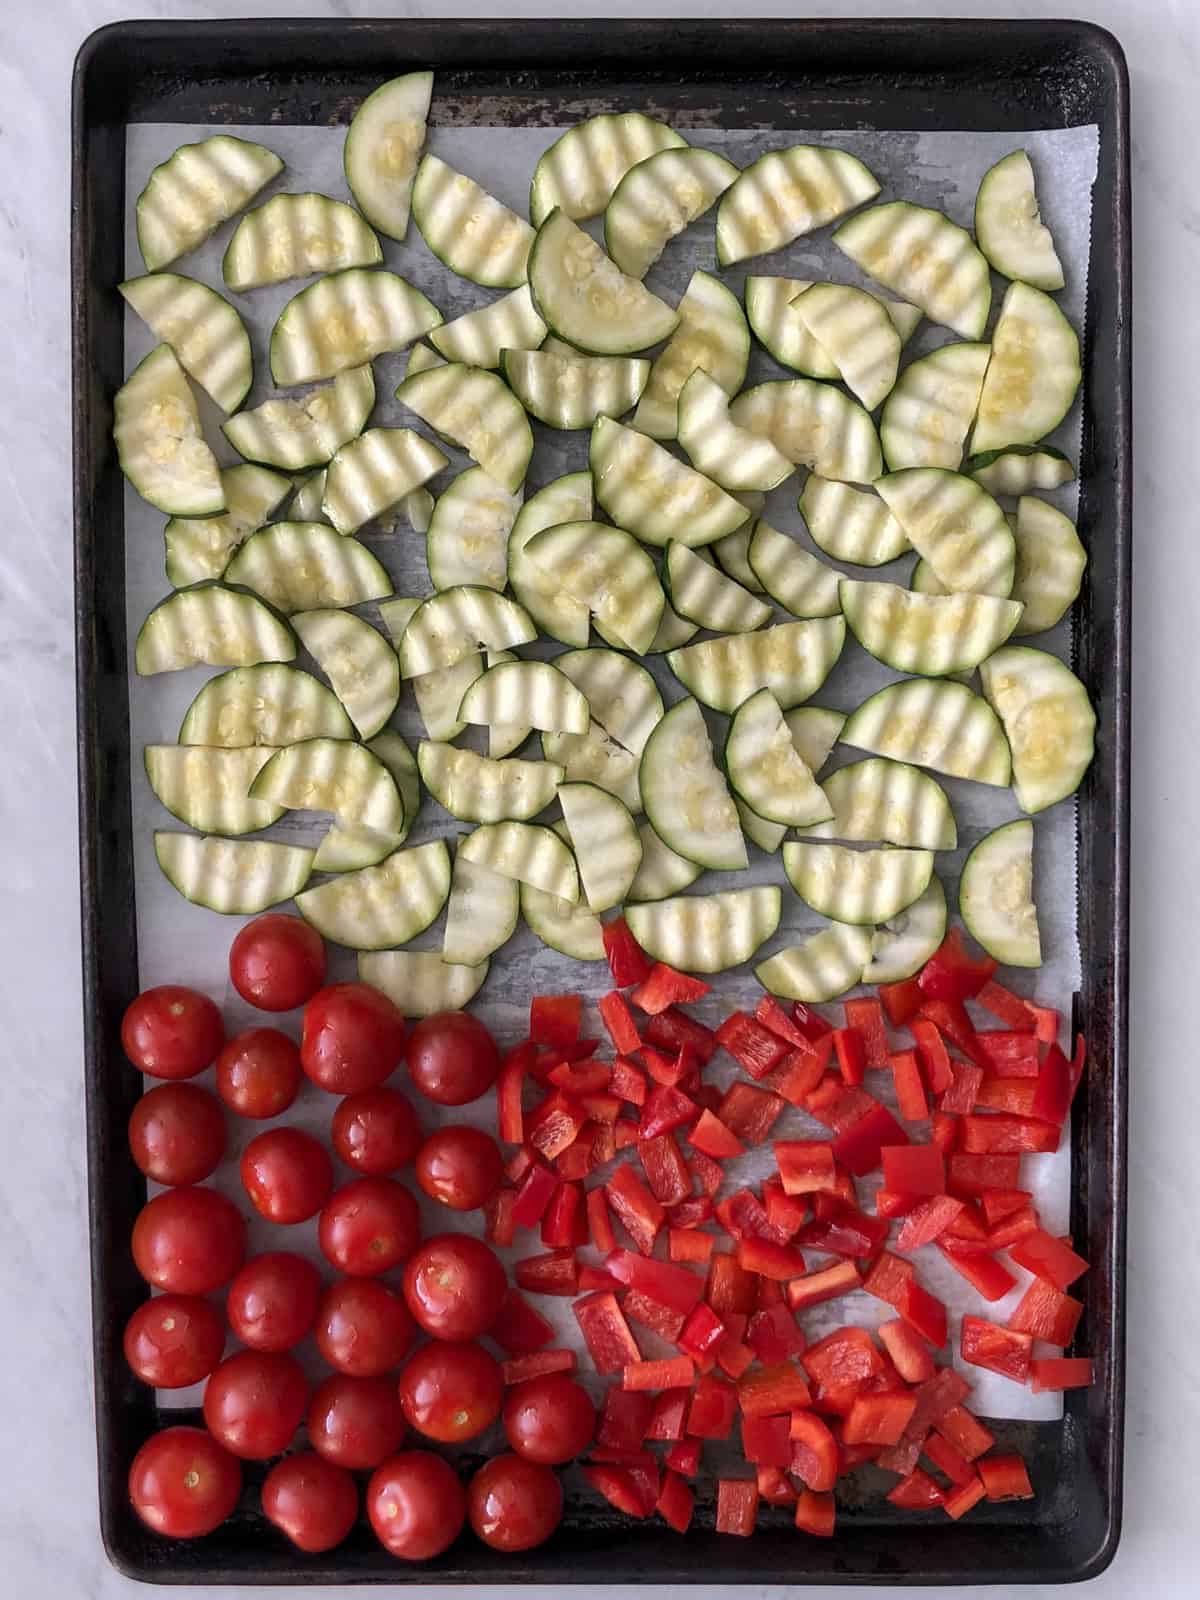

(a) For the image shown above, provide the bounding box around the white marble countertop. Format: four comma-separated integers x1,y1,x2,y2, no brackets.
1,0,1193,1594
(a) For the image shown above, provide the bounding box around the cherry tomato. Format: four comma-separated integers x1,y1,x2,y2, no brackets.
402,1233,506,1341
315,1277,414,1377
301,983,406,1095
467,1453,563,1552
128,1082,226,1186
398,1340,503,1443
502,1373,595,1465
240,1127,333,1224
229,913,326,1013
308,1373,406,1470
318,1177,420,1276
215,1028,301,1119
122,985,225,1080
367,1450,465,1561
131,1186,246,1295
331,1086,422,1175
202,1349,308,1460
414,1126,503,1212
225,1252,322,1352
262,1451,357,1553
405,1012,500,1106
123,1294,226,1389
128,1426,242,1539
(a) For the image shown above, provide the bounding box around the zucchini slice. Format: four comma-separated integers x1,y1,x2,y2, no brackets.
135,584,295,676
676,369,795,493
642,601,699,654
974,149,1065,292
250,737,404,833
398,587,536,677
164,463,291,588
430,286,547,370
971,282,1082,455
790,283,901,411
834,201,992,340
223,365,375,471
876,468,1016,597
667,617,846,714
144,745,283,837
527,209,679,357
458,660,590,736
744,276,835,378
137,135,282,271
505,472,594,648
632,270,748,440
559,782,643,913
711,527,767,593
179,663,353,747
530,113,687,227
407,343,446,377
841,677,1013,787
154,832,313,915
1010,495,1088,635
521,882,606,961
551,649,664,757
484,648,534,759
377,596,421,645
716,145,880,267
394,363,532,494
979,644,1096,813
343,71,433,242
457,821,579,902
627,820,703,903
426,468,522,593
755,922,874,1003
666,540,773,634
314,731,420,873
270,270,442,385
862,876,949,984
222,192,382,290
747,521,841,619
736,800,786,856
292,610,399,741
523,521,664,655
323,427,449,536
729,380,882,484
358,950,490,1015
400,487,435,533
879,343,991,472
797,756,957,850
444,857,520,966
412,653,479,741
798,476,910,568
418,741,562,824
604,146,739,277
543,722,642,814
783,840,934,925
639,697,747,872
297,839,452,951
968,445,1076,496
289,473,327,524
960,818,1042,966
785,706,846,774
839,578,1023,675
225,523,392,614
590,415,749,548
412,154,534,288
120,273,252,414
626,887,782,974
501,347,649,431
725,688,833,828
115,346,224,517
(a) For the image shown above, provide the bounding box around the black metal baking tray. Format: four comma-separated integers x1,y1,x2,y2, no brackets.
72,17,1130,1586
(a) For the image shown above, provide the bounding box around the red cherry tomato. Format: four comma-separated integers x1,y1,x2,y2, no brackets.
402,1233,507,1341
308,1373,407,1470
240,1127,333,1224
318,1177,420,1276
131,1186,246,1295
262,1451,357,1553
414,1126,503,1212
122,985,224,1080
128,1082,226,1186
225,1252,322,1352
301,983,406,1095
398,1340,503,1443
467,1453,563,1552
128,1426,242,1539
502,1373,596,1465
215,1028,302,1119
229,913,326,1013
367,1450,465,1561
315,1277,415,1377
405,1012,499,1106
123,1294,226,1389
202,1349,308,1460
331,1086,422,1174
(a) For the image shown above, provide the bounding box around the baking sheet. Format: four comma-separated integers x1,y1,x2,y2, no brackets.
123,116,1099,1426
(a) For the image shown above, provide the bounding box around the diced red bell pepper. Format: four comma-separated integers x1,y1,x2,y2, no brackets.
669,1226,714,1264
574,1289,642,1374
975,1076,1039,1116
788,1410,839,1492
710,1479,756,1539
935,1242,1017,1302
978,1187,1033,1225
935,1404,994,1461
754,994,813,1049
686,1373,737,1439
961,1315,1033,1381
677,1300,726,1359
887,1467,945,1509
640,1045,685,1088
583,1186,615,1254
983,1204,1040,1252
774,1139,837,1195
605,1162,665,1255
610,1055,647,1108
1030,1003,1061,1044
656,1468,694,1532
880,975,924,1027
804,1073,877,1134
716,1081,786,1145
762,1176,807,1237
689,1148,725,1197
843,996,890,1068
555,1127,595,1182
662,1437,700,1479
1030,1042,1074,1126
843,1391,919,1447
785,1261,862,1311
706,1250,758,1315
741,1413,792,1467
931,1111,960,1155
541,1180,585,1248
643,1386,689,1443
896,1194,964,1252
597,1388,654,1450
939,1062,984,1115
578,1265,621,1293
769,1038,834,1104
962,1113,1059,1155
797,1208,888,1258
923,1430,976,1486
639,1131,691,1206
786,999,832,1042
670,1194,715,1230
526,1090,588,1161
613,1118,641,1152
630,962,711,1014
864,1249,915,1309
548,1059,612,1096
918,927,997,1001
875,1190,920,1220
623,1289,685,1343
1008,1279,1083,1346
589,1124,617,1172
496,1043,532,1144
578,1092,621,1127
715,1320,755,1381
1008,1228,1089,1289
942,1473,987,1520
605,1246,704,1316
943,1197,988,1241
756,1465,798,1506
881,1144,945,1196
832,1025,867,1087
794,1487,836,1537
910,1018,954,1095
512,1160,560,1228
976,978,1038,1032
581,1463,651,1518
1031,1356,1093,1392
976,1031,1041,1076
747,1304,806,1364
919,997,988,1068
485,1187,516,1247
891,1049,930,1121
738,1360,813,1418
714,1011,790,1080
529,993,582,1050
878,1319,936,1384
801,1326,885,1388
815,1164,858,1212
501,1348,576,1384
896,1279,948,1348
603,915,654,987
876,1433,930,1479
687,1108,744,1160
735,1235,807,1281
832,1103,909,1176
643,1006,717,1063
598,990,642,1056
948,1152,1021,1195
623,1354,695,1392
977,1453,1034,1501
514,1249,579,1297
489,1287,556,1355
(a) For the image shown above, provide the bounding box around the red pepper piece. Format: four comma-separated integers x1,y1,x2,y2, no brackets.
1028,1003,1060,1045
686,1108,744,1160
975,1077,1039,1115
598,1387,654,1450
768,1038,835,1104
639,1131,690,1207
715,1011,791,1080
831,1025,867,1087
977,1187,1033,1224
897,1279,948,1348
541,1180,585,1248
578,1094,621,1129
794,1486,836,1537
801,1326,885,1388
747,1304,805,1364
788,1410,839,1491
983,1204,1041,1252
879,975,924,1027
630,962,711,1014
501,1348,576,1384
526,1089,588,1161
843,1390,919,1446
656,1467,695,1532
832,1103,909,1176
785,1260,862,1311
489,1287,556,1354
484,1186,516,1247
605,1246,704,1316
638,1083,697,1141
1030,1041,1074,1126
643,1006,716,1063
843,996,890,1068
715,1316,755,1380
603,915,654,987
918,928,997,1002
548,1059,612,1096
706,1251,758,1316
686,1373,738,1440
1008,1278,1083,1346
938,1062,984,1115
875,1189,920,1220
1008,1229,1089,1289
754,994,813,1049
976,1031,1041,1076
976,978,1038,1032
931,1111,960,1155
529,993,582,1049
514,1249,578,1298
712,1478,758,1536
669,1226,714,1264
623,1289,685,1343
1031,1356,1093,1392
942,1473,987,1520
961,1314,1033,1381
881,1144,945,1196
580,1462,650,1517
796,1208,888,1258
922,1430,975,1486
605,1162,665,1255
670,1194,714,1229
891,1049,930,1120
623,1354,695,1392
589,1123,617,1173
734,1236,805,1282
496,1043,532,1144
554,1127,594,1181
689,1149,724,1196
787,1000,832,1041
613,1118,640,1151
878,1319,936,1384
935,1404,994,1461
610,1055,647,1108
977,1453,1035,1501
643,1386,689,1443
716,1081,786,1145
598,990,642,1056
662,1436,700,1478
512,1160,559,1228
948,1151,1021,1195
805,1074,877,1134
919,997,988,1067
574,1289,641,1375
863,1249,915,1309
962,1113,1059,1155
762,1176,807,1236
935,1243,1017,1302
738,1360,813,1418
640,1045,684,1088
774,1139,837,1195
887,1467,945,1510
577,1264,621,1293
678,1300,726,1358
741,1413,792,1468
909,1018,954,1096
896,1194,964,1252
757,1464,798,1506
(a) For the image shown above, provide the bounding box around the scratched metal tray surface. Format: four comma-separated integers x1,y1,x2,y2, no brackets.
72,18,1130,1586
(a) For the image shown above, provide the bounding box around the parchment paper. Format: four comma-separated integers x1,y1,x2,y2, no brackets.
123,116,1099,1426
